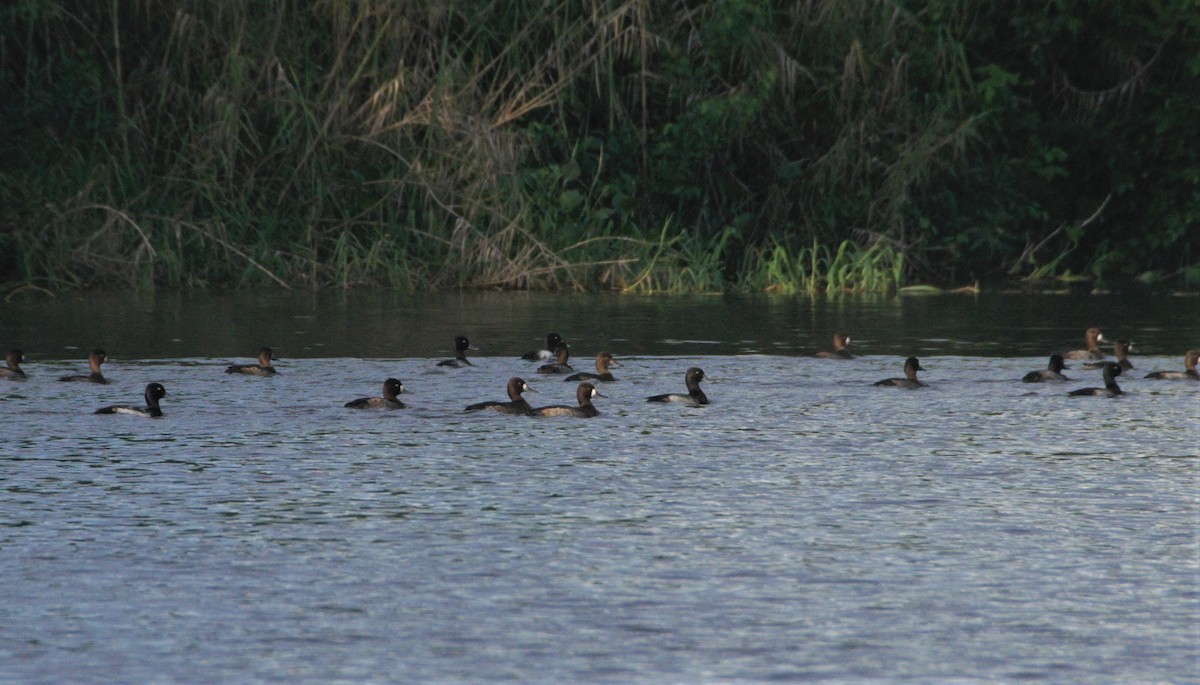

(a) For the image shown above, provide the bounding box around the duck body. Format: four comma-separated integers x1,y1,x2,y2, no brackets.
95,382,166,417
59,349,109,384
226,347,277,375
1,349,26,380
466,377,536,415
1062,328,1105,360
1022,353,1070,383
1144,349,1200,380
437,335,477,368
564,352,619,382
521,332,564,361
531,382,600,417
874,356,926,388
345,378,406,409
1069,363,1123,397
536,343,574,374
814,333,853,359
647,367,708,406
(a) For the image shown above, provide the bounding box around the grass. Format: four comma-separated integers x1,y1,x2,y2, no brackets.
745,238,905,295
5,2,1190,292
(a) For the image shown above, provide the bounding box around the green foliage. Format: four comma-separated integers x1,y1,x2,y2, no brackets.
0,0,1195,291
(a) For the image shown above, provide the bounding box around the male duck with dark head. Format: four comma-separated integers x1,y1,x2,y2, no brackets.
814,333,853,359
874,356,926,388
345,378,406,409
647,367,708,406
1084,339,1133,370
95,382,167,417
1069,362,1123,397
437,335,478,368
1022,353,1070,383
226,347,277,376
530,382,601,417
521,332,564,361
1,349,26,380
1063,327,1105,360
1144,349,1200,380
537,343,573,374
58,348,109,384
466,377,536,415
565,352,620,382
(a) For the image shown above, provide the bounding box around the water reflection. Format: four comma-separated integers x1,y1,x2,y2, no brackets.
2,290,1197,360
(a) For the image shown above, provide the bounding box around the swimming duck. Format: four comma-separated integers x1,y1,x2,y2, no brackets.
521,332,564,361
58,349,109,384
437,336,478,368
814,333,853,359
1068,362,1123,397
1083,339,1133,370
1022,353,1070,383
1062,328,1105,360
565,352,620,382
466,377,537,414
647,367,708,406
530,382,601,417
95,382,166,417
536,343,573,374
0,349,26,380
226,347,277,376
1144,349,1199,380
344,378,406,409
874,356,926,388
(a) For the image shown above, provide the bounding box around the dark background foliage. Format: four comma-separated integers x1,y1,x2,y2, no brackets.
1,0,1196,289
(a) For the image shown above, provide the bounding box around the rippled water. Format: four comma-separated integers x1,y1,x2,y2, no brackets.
1,292,1198,683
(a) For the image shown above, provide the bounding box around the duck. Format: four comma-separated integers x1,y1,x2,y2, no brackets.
1062,327,1105,360
95,382,166,417
536,343,573,374
1069,362,1123,397
1083,339,1133,370
647,367,708,406
436,335,478,368
226,347,277,376
874,356,926,388
1022,353,1070,383
814,333,853,359
564,352,620,382
530,382,601,417
344,378,406,409
466,377,537,414
1144,349,1199,380
521,332,564,361
58,349,109,384
0,349,26,380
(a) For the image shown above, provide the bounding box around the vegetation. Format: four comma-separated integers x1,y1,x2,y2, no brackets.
2,1,1197,292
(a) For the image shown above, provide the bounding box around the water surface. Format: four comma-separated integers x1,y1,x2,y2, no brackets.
1,292,1197,683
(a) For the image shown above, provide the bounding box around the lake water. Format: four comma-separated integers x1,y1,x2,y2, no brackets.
1,290,1198,683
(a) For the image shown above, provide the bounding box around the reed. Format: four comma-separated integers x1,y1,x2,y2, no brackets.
745,238,904,295
1,1,1193,291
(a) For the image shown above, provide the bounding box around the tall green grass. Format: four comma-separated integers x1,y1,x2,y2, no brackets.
1,1,1193,291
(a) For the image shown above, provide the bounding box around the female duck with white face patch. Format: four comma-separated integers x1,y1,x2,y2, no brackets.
530,383,601,417
59,348,109,384
1,349,26,380
466,377,536,415
814,333,853,359
345,378,406,409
